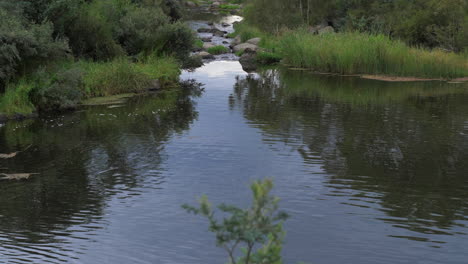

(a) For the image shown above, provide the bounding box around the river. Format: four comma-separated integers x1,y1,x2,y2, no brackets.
1,60,467,264
1,16,468,264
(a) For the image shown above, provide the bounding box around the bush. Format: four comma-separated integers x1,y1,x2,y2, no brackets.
65,0,125,60
183,179,289,264
117,5,171,56
0,8,69,90
118,6,194,60
207,45,229,55
30,68,84,111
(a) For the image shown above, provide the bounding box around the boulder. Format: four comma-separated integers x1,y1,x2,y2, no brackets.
148,79,161,91
246,37,261,45
192,46,203,52
211,1,221,8
318,26,335,34
309,22,335,35
239,48,257,72
222,40,229,44
233,43,258,53
203,43,215,50
201,37,212,42
185,1,197,8
230,35,242,47
198,51,215,59
213,31,225,37
221,22,230,27
207,21,214,26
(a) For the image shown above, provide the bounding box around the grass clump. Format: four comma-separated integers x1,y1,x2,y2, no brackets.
256,51,282,64
278,31,468,79
207,45,229,55
0,80,36,116
219,4,239,10
194,39,204,49
79,56,180,98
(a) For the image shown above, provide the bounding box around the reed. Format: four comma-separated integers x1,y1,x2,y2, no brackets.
278,30,468,79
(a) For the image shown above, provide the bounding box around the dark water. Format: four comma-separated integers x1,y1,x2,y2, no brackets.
1,61,468,264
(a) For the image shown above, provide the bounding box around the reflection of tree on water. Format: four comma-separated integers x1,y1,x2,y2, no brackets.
0,84,201,258
232,69,468,237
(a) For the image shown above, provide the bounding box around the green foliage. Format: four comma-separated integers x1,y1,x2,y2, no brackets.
219,4,239,10
234,23,265,42
79,55,179,97
243,0,302,33
207,45,229,55
243,0,468,51
194,39,204,49
256,51,282,65
183,179,289,264
0,8,69,90
0,79,35,116
30,68,84,111
277,30,468,78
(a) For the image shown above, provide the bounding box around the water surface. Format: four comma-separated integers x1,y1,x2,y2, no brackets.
1,61,467,264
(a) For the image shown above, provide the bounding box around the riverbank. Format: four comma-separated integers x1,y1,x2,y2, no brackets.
0,56,181,122
0,0,197,122
229,23,468,81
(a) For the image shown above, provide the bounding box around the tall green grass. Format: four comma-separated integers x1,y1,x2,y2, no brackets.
78,56,180,98
207,45,229,55
0,56,180,117
0,79,35,116
278,30,468,79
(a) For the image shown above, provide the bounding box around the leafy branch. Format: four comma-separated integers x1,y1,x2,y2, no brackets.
182,179,289,264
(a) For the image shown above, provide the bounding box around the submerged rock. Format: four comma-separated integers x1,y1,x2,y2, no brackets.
239,48,257,72
221,22,230,27
197,28,211,33
201,37,212,42
198,51,215,59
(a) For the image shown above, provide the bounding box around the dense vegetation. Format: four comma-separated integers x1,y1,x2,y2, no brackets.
238,0,468,78
244,0,468,52
0,0,196,117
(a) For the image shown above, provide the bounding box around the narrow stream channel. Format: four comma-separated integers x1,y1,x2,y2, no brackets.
1,15,468,264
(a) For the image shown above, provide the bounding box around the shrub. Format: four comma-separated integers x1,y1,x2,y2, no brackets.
30,68,84,111
207,45,229,55
117,5,172,56
65,0,125,60
0,8,69,90
155,22,196,61
181,55,204,69
183,179,289,264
